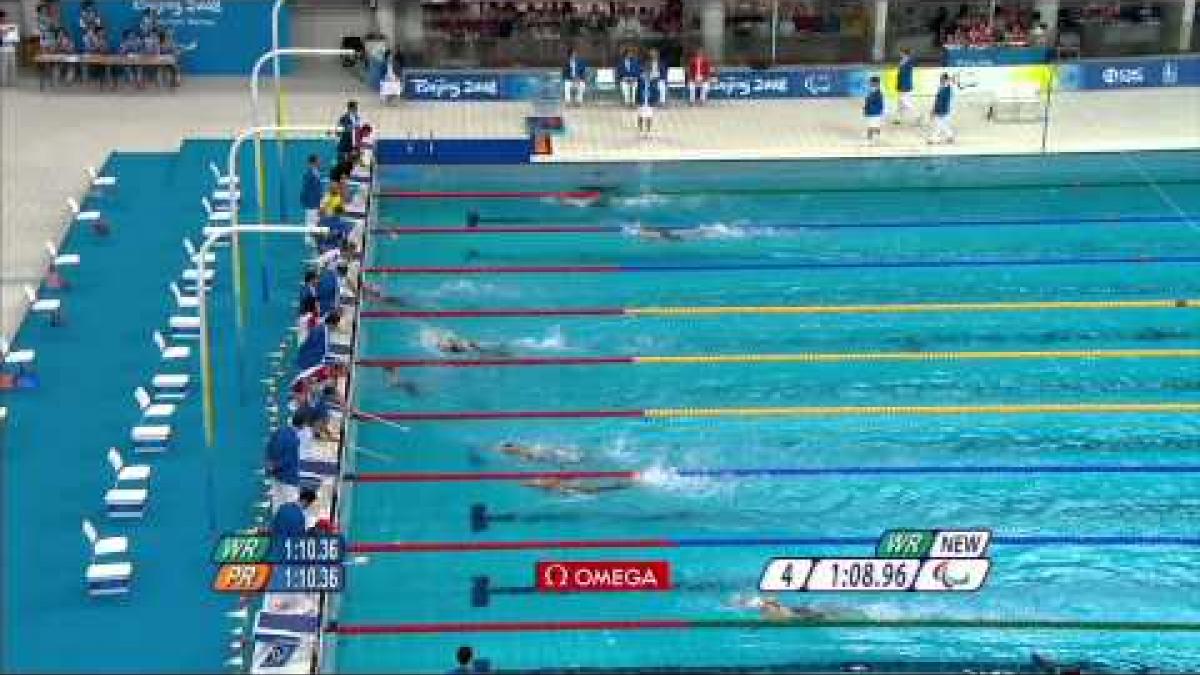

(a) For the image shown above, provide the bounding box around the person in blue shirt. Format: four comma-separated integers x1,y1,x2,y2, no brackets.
316,264,343,318
266,411,308,506
337,100,360,162
635,71,655,134
644,48,667,106
317,206,352,255
616,46,641,108
562,47,587,106
929,72,955,145
140,28,161,87
893,48,915,124
301,154,323,227
296,311,341,371
271,487,318,537
118,29,141,87
863,75,884,144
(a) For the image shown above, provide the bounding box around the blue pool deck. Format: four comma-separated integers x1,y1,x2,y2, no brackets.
0,139,322,671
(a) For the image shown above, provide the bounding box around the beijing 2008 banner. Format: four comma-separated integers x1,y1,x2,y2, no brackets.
60,0,286,74
1056,56,1200,91
403,70,561,101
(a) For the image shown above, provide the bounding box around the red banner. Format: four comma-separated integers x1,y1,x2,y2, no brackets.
536,561,672,592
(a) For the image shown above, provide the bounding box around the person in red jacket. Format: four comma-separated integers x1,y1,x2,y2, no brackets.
686,48,715,105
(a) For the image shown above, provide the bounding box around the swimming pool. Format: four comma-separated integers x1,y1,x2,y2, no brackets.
330,151,1200,673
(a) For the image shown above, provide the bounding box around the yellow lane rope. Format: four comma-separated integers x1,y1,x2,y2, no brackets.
644,403,1200,418
629,299,1199,316
634,349,1200,364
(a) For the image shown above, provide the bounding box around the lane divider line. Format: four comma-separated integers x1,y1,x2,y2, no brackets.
356,349,1200,369
361,299,1200,319
352,403,1200,422
329,618,1200,635
364,255,1200,275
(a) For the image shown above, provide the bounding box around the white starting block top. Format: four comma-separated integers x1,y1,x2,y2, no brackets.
132,425,171,442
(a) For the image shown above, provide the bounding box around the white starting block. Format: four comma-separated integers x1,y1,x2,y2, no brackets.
153,330,191,361
104,487,148,519
87,166,118,189
152,374,190,400
131,424,172,454
169,315,201,341
86,561,133,596
988,83,1045,123
202,197,232,224
209,161,238,188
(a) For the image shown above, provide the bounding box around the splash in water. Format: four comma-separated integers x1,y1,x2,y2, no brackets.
511,325,569,352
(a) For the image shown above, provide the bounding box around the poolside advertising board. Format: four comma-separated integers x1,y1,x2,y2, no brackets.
60,0,286,74
403,70,561,101
1056,55,1200,90
708,67,861,99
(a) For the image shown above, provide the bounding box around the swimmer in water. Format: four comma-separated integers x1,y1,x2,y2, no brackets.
496,441,583,464
434,330,510,357
383,367,421,396
521,477,636,495
362,281,408,307
633,224,684,242
732,594,863,622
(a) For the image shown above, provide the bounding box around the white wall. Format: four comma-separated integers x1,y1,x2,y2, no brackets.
290,0,374,50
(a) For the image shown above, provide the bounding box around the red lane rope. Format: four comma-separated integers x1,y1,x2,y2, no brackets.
356,356,633,368
348,539,673,553
350,470,636,483
380,190,603,200
331,620,691,635
373,226,610,234
365,265,618,274
361,308,625,318
352,410,641,421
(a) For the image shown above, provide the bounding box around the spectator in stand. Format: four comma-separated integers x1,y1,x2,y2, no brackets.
79,0,102,33
55,28,77,84
562,47,587,105
644,48,667,106
81,24,106,83
138,8,159,37
616,46,641,107
160,28,181,87
686,48,714,105
140,27,161,86
118,29,142,87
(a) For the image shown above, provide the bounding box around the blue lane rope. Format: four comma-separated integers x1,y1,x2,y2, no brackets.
619,255,1200,273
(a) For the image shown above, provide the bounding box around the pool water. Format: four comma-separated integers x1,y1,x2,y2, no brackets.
332,151,1200,673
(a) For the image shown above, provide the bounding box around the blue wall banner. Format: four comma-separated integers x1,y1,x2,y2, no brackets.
1056,56,1200,90
710,67,861,99
61,0,287,75
403,70,560,101
943,46,1051,67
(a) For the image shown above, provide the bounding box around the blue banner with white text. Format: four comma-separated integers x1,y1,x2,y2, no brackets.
1057,56,1200,90
403,70,561,101
61,0,287,75
709,67,861,99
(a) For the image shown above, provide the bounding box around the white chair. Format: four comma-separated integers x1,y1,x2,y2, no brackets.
209,161,237,188
108,446,151,483
151,373,190,401
153,330,190,360
86,166,117,189
0,337,35,370
82,518,129,557
169,282,199,311
594,67,616,92
667,66,686,90
169,315,201,341
182,238,216,265
24,286,61,324
67,197,101,223
86,561,133,595
45,241,81,268
202,197,231,223
134,386,175,419
131,424,171,454
212,188,241,203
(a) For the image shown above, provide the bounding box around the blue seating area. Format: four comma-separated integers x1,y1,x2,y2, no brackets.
0,139,322,671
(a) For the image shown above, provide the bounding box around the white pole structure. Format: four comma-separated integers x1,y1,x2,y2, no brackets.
272,0,287,127
243,48,354,328
770,0,779,64
225,124,340,337
196,223,329,449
